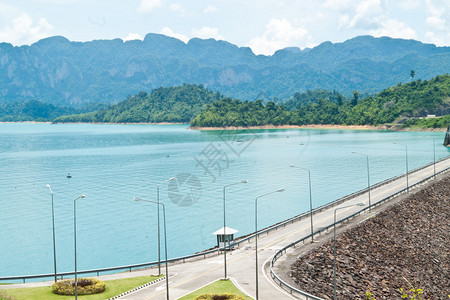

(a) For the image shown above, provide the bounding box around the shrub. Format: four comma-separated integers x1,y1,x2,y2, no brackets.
195,294,245,300
0,291,16,300
52,278,105,295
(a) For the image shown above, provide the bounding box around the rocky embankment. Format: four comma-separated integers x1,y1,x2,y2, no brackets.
290,175,450,299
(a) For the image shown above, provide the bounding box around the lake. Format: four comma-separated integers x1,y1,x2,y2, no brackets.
0,123,448,278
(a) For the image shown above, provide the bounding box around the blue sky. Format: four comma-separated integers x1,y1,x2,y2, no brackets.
0,0,449,55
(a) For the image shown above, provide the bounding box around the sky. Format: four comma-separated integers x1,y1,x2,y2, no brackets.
0,0,449,55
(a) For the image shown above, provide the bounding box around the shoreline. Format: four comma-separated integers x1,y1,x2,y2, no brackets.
0,121,188,125
189,124,382,131
0,121,446,132
53,121,189,125
189,124,447,131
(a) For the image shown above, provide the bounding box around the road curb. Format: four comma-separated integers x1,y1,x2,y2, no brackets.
108,275,165,299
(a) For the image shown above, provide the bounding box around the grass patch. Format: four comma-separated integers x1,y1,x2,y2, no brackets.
0,275,162,300
178,279,253,300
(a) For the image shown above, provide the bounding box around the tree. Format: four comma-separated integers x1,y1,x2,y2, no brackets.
352,91,359,106
410,70,415,79
337,94,344,106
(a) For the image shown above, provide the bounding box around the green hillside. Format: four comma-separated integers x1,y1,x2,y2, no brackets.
53,84,223,123
0,100,103,122
190,74,450,128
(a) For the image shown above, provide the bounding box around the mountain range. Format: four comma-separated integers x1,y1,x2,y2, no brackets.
1,34,449,106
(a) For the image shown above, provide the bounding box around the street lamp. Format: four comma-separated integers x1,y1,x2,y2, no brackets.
351,152,372,211
432,139,436,179
255,188,285,300
333,203,364,300
46,184,58,283
289,165,314,241
223,180,248,279
393,143,409,193
156,177,175,275
135,198,170,300
73,194,86,300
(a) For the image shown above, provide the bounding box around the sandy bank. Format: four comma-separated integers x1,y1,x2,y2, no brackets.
190,124,385,131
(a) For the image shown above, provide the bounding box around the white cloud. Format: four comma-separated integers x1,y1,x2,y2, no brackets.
192,26,223,40
169,3,184,14
424,0,450,45
397,0,421,10
322,0,354,10
427,15,446,30
369,19,417,39
138,0,164,13
123,33,144,41
425,0,450,46
425,0,447,30
340,0,384,29
425,31,450,45
248,18,308,55
0,13,53,45
203,5,217,14
160,27,188,43
325,0,421,41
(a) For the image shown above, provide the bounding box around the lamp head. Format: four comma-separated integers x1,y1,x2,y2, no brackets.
81,195,85,199
289,164,295,168
169,177,175,181
277,188,285,192
356,203,364,206
241,180,248,184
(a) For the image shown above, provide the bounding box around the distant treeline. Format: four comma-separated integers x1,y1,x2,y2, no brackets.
53,84,222,123
191,74,450,128
10,74,450,129
0,100,106,122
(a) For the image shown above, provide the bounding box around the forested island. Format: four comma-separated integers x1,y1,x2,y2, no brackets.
190,74,450,129
9,74,450,130
53,84,223,123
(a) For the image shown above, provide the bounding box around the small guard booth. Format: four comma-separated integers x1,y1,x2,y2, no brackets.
213,227,238,250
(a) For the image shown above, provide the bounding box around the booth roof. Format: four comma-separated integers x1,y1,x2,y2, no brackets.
212,226,239,235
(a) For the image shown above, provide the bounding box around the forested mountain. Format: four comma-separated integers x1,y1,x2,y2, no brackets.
190,74,450,128
1,34,449,106
53,84,223,123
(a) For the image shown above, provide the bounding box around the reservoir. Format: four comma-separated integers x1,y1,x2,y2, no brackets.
0,123,448,278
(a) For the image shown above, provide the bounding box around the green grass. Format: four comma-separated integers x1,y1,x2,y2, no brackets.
178,279,253,300
0,275,162,300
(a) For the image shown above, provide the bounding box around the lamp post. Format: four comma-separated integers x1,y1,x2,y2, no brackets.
46,184,58,282
333,203,364,300
156,177,175,275
73,194,86,300
351,152,372,211
135,198,170,300
289,165,314,241
433,139,436,179
255,188,285,300
223,180,248,280
394,143,409,193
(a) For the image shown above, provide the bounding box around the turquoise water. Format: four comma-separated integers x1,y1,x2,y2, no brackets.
0,123,448,278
